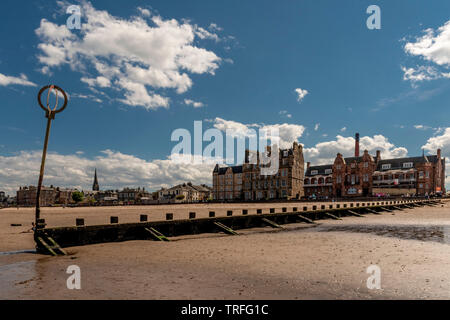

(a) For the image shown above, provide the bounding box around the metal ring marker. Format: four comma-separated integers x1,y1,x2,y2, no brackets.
35,85,68,229
37,85,68,114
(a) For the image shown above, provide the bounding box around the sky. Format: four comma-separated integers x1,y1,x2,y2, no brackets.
0,0,449,195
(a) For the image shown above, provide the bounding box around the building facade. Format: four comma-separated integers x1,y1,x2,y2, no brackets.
117,187,151,204
158,183,212,202
304,133,446,198
213,142,305,201
16,186,75,206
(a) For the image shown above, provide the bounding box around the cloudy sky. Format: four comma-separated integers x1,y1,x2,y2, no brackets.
0,0,449,195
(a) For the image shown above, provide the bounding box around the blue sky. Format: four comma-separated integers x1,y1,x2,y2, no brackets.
0,0,449,194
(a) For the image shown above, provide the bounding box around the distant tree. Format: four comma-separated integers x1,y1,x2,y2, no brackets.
72,191,84,203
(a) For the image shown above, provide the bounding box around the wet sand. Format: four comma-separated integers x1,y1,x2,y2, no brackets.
0,201,449,299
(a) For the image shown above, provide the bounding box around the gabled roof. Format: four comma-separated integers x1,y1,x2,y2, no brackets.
376,155,434,171
305,164,333,177
215,165,243,175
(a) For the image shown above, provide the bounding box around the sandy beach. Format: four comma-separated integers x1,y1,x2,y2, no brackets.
0,201,449,299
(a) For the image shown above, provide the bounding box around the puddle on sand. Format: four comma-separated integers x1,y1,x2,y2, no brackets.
0,260,38,298
319,225,450,244
0,249,36,256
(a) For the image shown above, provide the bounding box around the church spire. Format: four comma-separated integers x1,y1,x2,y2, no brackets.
93,168,99,191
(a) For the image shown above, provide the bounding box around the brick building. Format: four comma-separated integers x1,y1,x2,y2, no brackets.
304,133,446,198
213,142,305,200
16,186,75,206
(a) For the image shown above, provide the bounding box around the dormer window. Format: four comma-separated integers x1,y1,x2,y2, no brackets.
382,164,391,170
403,162,413,168
311,170,318,175
350,163,356,168
283,151,288,157
325,169,332,174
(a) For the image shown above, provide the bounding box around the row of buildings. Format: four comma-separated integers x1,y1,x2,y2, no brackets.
213,142,305,201
212,133,446,200
10,169,213,207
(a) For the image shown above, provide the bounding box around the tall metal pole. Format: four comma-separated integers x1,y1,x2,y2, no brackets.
35,113,53,225
35,85,68,230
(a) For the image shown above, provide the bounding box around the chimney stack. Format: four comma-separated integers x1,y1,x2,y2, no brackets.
307,162,310,169
437,148,441,159
376,150,381,162
355,133,360,157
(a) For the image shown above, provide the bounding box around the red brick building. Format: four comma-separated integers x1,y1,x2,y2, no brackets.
304,133,446,198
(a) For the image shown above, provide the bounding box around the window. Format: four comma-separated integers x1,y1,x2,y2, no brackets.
364,162,369,168
337,176,342,183
348,188,357,195
363,174,369,182
336,165,342,170
281,180,286,187
351,163,356,168
419,183,423,188
426,171,429,178
325,169,332,174
419,171,424,179
283,151,288,157
382,164,391,170
403,162,413,168
311,170,318,175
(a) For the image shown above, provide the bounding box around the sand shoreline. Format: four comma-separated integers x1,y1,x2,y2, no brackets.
1,201,449,299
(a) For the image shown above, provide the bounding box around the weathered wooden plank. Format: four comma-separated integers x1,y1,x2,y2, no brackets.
214,222,238,235
145,227,170,242
347,210,364,217
296,214,317,224
261,218,284,228
323,212,342,220
46,236,67,255
366,208,382,215
37,237,58,256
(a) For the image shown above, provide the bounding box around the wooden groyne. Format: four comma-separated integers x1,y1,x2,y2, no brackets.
34,199,442,255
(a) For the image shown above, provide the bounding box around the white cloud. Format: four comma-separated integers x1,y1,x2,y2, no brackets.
422,127,450,155
81,76,111,88
212,118,305,149
279,110,292,118
314,123,320,131
184,99,204,108
0,73,37,87
402,20,450,84
0,150,215,196
294,88,309,102
304,134,408,165
422,128,450,190
137,7,151,17
35,1,222,110
340,127,347,132
404,21,450,66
